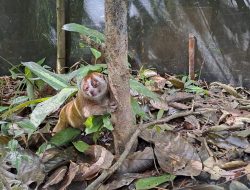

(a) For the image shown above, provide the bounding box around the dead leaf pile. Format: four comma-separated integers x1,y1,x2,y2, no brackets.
0,72,250,190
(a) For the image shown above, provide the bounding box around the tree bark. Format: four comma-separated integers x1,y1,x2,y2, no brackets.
105,0,136,155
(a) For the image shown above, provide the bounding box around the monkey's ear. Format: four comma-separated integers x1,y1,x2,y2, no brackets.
80,79,86,91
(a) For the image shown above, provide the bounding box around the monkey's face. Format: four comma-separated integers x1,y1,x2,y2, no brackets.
81,72,108,101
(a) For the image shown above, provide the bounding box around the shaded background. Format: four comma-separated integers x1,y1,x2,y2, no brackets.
0,0,249,87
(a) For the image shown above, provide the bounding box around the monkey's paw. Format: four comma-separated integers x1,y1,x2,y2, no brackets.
109,101,118,112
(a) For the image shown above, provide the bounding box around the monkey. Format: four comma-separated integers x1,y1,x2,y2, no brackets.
52,72,116,134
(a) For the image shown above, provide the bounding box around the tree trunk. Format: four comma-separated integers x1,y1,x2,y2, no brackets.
105,0,136,155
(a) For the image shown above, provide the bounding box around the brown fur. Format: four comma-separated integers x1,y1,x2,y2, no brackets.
52,72,116,133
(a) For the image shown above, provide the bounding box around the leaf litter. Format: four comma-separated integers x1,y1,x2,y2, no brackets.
0,70,250,190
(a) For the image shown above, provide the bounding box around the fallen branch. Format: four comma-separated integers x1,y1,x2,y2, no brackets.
86,110,196,190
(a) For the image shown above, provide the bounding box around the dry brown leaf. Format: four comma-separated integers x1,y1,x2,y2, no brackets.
149,99,169,111
147,75,167,92
210,82,244,99
117,147,154,174
244,164,250,181
74,145,114,181
184,115,200,130
43,166,68,188
165,92,194,103
143,70,158,78
168,102,191,110
59,161,79,190
98,173,153,190
140,129,202,176
219,161,247,170
203,157,235,180
167,76,184,89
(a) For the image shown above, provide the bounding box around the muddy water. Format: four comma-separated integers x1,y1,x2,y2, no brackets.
0,0,249,87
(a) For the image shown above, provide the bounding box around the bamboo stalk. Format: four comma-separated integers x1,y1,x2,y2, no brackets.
56,0,66,74
188,34,196,80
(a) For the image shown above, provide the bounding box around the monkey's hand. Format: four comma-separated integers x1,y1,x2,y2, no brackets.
108,100,117,113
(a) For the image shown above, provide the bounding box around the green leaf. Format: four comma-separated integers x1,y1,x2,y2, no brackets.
22,62,69,90
0,97,49,119
37,57,46,65
84,116,103,135
25,66,35,101
0,106,8,113
131,97,147,119
50,128,81,146
135,174,176,190
62,23,105,43
73,140,90,153
130,79,159,100
16,119,36,134
36,143,52,155
103,116,113,131
157,109,164,120
30,87,77,128
65,64,107,82
10,96,29,105
90,48,102,61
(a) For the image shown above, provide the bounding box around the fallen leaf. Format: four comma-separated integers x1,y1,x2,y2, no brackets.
43,166,68,188
117,147,154,174
229,180,249,190
59,161,79,190
140,129,202,176
74,145,114,181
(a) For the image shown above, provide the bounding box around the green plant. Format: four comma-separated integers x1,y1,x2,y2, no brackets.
182,76,208,95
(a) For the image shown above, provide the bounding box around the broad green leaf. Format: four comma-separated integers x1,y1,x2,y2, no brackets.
8,139,19,151
65,64,107,82
30,87,77,128
103,116,113,131
90,48,102,60
50,128,81,146
130,79,159,100
16,119,36,134
36,143,52,155
157,109,164,120
37,57,46,65
0,97,49,119
135,174,176,190
10,96,29,105
73,140,90,153
84,116,103,134
62,23,105,42
25,65,35,101
84,116,94,128
22,62,69,90
0,106,8,113
131,97,147,119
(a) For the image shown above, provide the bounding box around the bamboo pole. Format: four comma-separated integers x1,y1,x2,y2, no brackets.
56,0,66,74
188,34,196,80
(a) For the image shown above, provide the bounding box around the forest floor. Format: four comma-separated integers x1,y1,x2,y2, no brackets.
0,70,249,190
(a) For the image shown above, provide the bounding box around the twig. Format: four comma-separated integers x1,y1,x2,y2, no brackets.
85,110,196,190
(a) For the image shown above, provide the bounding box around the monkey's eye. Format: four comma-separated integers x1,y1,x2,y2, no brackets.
83,85,89,91
92,80,99,88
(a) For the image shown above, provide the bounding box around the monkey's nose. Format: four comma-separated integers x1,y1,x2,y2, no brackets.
90,91,96,96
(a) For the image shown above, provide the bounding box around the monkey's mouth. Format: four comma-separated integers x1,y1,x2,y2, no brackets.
90,91,97,97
